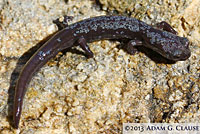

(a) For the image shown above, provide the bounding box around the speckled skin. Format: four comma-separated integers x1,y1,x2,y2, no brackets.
13,16,191,128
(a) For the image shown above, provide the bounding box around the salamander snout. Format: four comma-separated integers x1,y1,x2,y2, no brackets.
172,48,191,61
172,37,191,61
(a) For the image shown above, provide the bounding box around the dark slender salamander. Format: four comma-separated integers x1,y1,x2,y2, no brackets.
13,16,191,128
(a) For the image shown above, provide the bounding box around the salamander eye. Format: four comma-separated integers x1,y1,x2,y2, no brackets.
173,49,182,57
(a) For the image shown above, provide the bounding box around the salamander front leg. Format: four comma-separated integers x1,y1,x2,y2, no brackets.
156,21,177,35
77,36,94,58
125,40,143,55
53,16,74,30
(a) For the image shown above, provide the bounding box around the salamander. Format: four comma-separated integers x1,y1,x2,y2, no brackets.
13,15,191,128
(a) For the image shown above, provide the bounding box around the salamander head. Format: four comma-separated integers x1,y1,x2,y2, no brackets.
168,37,191,61
159,36,191,61
144,30,191,61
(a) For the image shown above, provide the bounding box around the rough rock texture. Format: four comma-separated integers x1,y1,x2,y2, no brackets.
0,0,199,133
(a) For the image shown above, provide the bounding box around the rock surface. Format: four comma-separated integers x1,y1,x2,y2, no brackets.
0,0,199,133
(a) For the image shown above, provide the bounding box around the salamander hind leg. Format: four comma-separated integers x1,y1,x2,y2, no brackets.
125,40,143,55
53,16,74,30
77,36,94,58
156,21,177,35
